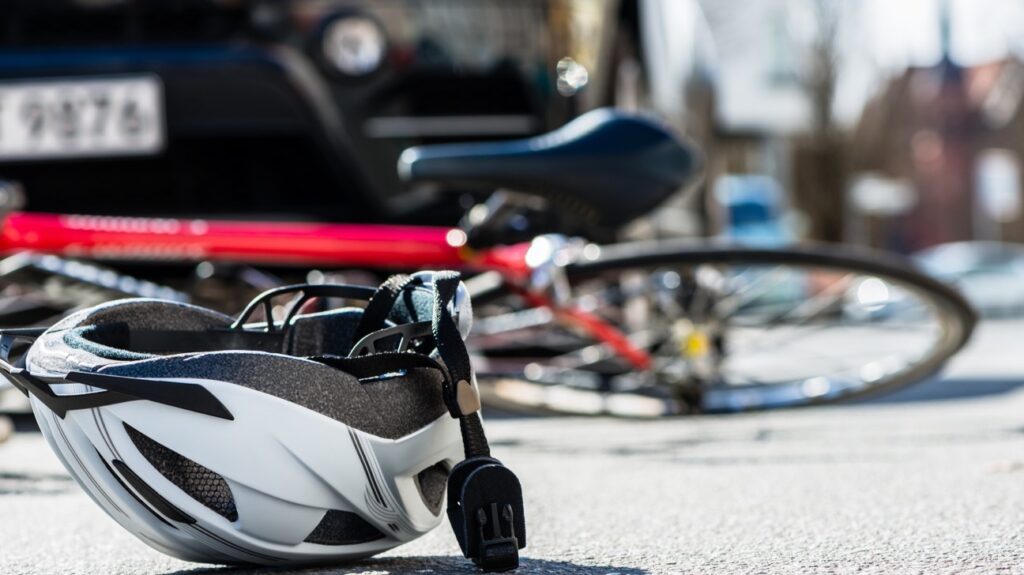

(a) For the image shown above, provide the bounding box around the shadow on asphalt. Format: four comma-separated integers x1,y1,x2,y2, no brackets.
10,413,38,432
0,470,75,495
857,376,1024,404
162,556,647,575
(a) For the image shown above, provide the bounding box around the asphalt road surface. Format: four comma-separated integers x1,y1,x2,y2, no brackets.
1,321,1023,574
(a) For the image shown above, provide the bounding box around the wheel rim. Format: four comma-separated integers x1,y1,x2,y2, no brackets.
470,253,972,416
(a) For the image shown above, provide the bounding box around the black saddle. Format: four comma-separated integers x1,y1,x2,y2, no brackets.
398,108,700,228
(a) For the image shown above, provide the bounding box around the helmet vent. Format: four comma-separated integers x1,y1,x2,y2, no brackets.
416,462,449,515
304,510,386,545
124,424,238,522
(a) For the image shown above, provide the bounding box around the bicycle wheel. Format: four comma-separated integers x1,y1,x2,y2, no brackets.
469,240,977,416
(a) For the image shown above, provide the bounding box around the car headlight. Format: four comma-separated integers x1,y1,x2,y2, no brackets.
321,15,387,76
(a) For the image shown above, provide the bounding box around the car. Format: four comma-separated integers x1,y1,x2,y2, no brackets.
0,0,714,228
915,241,1024,318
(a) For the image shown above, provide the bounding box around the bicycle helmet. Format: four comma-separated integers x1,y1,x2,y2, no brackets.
0,271,525,571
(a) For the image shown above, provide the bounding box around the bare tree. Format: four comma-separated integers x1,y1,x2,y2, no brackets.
792,0,849,242
804,0,841,143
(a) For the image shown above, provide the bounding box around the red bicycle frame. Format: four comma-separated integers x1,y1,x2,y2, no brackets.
0,211,652,370
0,211,525,272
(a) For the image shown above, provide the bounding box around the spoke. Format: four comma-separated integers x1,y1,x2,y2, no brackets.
725,322,843,353
724,273,856,327
720,338,924,379
473,306,554,335
728,328,930,360
713,267,795,317
543,329,658,372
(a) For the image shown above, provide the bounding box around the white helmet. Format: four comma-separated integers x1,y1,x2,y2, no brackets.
0,272,525,571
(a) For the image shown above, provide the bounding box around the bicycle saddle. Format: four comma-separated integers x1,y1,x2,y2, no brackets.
398,108,700,228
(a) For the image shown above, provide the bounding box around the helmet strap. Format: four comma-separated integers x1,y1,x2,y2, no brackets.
429,272,526,572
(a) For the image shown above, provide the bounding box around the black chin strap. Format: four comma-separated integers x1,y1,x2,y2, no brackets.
366,272,526,572
352,273,419,341
432,273,525,572
431,272,492,460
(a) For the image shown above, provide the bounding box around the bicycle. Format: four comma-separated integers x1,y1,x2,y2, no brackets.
0,108,976,416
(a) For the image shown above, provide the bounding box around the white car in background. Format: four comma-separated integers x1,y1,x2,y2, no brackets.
915,241,1024,318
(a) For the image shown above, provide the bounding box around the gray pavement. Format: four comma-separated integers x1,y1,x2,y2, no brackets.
2,321,1024,574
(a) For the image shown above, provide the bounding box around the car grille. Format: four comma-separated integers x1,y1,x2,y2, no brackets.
0,0,250,47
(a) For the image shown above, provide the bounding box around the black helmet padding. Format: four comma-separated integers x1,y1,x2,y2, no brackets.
102,353,445,439
29,298,447,439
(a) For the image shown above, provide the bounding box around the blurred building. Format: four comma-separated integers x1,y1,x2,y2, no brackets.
844,0,1024,253
850,53,1024,251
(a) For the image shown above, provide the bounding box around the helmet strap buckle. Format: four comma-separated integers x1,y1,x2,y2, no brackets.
447,456,526,572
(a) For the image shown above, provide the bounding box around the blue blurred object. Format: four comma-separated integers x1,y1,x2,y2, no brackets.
713,175,791,246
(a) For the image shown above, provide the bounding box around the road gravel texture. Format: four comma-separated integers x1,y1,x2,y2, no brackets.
1,321,1023,574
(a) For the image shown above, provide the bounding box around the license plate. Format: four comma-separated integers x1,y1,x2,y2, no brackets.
0,76,164,161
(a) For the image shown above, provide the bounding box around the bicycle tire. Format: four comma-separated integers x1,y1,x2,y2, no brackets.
471,239,977,415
